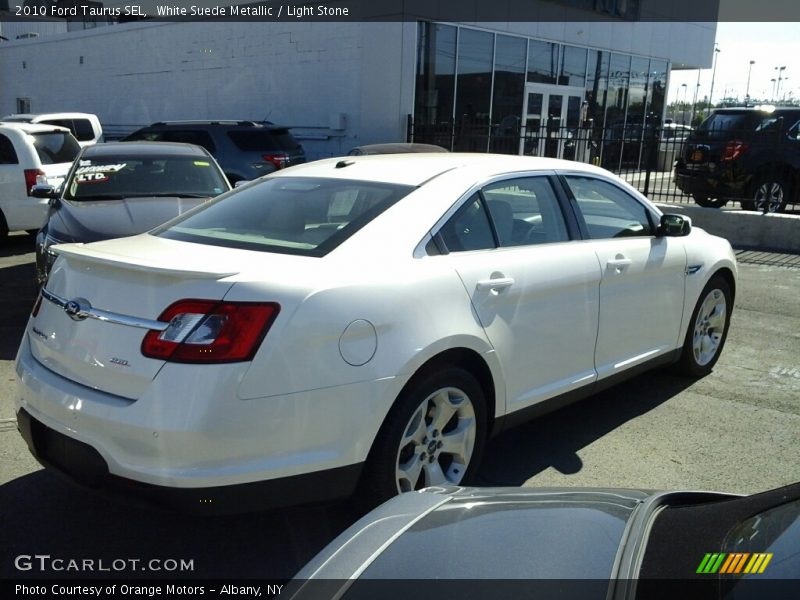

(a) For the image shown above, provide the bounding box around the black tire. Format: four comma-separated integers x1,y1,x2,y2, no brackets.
0,209,8,240
677,275,733,377
692,194,729,209
359,367,487,508
752,175,788,213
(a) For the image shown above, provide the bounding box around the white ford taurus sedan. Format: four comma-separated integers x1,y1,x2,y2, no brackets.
15,154,736,512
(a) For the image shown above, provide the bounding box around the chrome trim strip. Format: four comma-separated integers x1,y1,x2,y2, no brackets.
40,288,168,331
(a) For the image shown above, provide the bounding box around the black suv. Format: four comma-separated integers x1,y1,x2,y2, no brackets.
674,107,800,212
123,120,305,184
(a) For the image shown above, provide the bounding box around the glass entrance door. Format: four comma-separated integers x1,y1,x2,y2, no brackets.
520,84,584,159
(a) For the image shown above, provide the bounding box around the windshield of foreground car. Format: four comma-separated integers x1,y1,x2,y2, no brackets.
151,176,415,257
63,156,228,201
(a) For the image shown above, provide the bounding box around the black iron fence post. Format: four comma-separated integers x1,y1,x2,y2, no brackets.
642,124,659,197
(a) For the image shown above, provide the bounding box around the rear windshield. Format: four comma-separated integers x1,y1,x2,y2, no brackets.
697,112,783,140
228,129,301,152
31,132,80,164
153,176,414,257
64,155,228,201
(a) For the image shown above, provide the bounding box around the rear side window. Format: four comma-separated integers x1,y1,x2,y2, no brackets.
126,129,163,142
439,194,495,252
30,132,80,165
229,129,301,152
160,130,217,153
72,119,96,141
39,118,94,141
482,177,569,246
153,177,413,257
0,134,18,164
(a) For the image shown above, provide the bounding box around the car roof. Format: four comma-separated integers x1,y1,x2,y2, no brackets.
0,121,72,134
277,152,613,187
713,106,800,114
82,141,212,157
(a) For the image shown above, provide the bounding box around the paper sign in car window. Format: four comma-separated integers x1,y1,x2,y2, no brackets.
74,163,127,175
75,172,109,184
194,161,210,167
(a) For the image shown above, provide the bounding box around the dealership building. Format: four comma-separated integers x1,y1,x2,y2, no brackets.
0,1,718,160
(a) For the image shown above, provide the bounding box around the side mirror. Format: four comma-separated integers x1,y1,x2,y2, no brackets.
30,184,57,199
658,213,692,237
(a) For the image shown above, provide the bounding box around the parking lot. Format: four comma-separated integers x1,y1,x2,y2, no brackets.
1,231,799,580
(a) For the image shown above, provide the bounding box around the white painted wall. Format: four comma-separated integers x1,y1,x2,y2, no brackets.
0,21,410,159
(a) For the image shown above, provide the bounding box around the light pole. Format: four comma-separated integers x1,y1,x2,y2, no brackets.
690,71,701,125
775,66,787,103
745,60,755,105
771,78,778,102
708,45,721,116
680,83,688,123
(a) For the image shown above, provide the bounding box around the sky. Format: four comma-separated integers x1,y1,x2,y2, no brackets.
668,22,800,105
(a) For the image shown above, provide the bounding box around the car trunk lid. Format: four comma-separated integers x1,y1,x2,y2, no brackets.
28,235,240,400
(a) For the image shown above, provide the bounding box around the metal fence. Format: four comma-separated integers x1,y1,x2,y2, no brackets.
406,116,715,207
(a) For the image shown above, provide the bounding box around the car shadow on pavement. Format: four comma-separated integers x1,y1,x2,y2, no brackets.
0,262,38,361
0,233,35,259
0,469,359,580
477,369,697,486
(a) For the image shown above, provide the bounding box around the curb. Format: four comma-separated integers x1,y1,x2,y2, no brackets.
656,204,800,254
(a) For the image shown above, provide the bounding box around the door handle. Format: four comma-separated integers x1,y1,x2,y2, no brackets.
607,258,632,271
476,277,515,292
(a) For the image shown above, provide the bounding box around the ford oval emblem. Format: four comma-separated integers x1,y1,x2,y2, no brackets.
64,298,90,321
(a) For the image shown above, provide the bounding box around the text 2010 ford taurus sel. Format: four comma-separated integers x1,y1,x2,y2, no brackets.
15,154,737,513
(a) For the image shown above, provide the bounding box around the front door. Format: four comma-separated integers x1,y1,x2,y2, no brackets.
520,85,584,159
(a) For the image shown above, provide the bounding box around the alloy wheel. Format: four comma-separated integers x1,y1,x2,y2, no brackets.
754,181,785,213
395,386,476,493
692,288,728,367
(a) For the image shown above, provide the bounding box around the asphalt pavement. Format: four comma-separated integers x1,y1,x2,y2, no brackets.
1,232,798,580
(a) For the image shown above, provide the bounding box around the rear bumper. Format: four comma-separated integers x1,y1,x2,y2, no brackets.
674,165,748,199
14,335,397,511
17,407,361,514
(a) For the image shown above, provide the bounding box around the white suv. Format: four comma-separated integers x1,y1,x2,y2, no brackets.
0,122,81,236
2,113,103,148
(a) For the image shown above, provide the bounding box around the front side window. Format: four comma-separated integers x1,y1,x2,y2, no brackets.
153,177,413,257
64,155,228,200
563,175,654,239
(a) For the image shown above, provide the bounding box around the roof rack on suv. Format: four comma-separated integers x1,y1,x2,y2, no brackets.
151,120,264,127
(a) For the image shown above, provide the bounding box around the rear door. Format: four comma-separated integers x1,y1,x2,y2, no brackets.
559,174,687,379
434,175,601,412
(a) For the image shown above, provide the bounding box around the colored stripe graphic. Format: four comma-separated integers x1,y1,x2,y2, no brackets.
697,553,773,575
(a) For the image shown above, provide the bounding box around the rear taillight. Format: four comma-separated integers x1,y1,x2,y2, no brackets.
24,169,46,196
141,300,280,363
721,140,749,162
262,153,289,170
